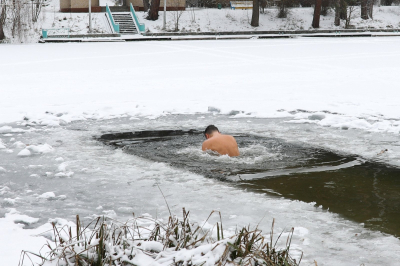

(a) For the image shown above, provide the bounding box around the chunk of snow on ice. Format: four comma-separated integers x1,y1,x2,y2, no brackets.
0,139,6,149
57,195,67,200
96,206,103,210
5,209,39,225
45,172,53,176
9,138,15,142
30,174,39,178
27,143,54,154
54,172,74,178
3,198,17,205
28,165,43,169
17,148,31,157
294,227,309,237
12,141,26,149
229,215,237,219
0,186,10,195
102,210,117,218
38,192,56,199
57,162,68,172
4,149,13,153
0,126,12,133
0,166,6,172
55,157,64,162
3,133,12,137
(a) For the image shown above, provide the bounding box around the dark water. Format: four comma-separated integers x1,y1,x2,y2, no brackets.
98,130,400,237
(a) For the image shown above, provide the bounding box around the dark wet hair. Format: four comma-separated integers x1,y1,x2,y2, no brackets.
204,125,219,137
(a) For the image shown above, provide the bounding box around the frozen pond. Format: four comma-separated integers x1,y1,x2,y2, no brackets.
1,113,400,265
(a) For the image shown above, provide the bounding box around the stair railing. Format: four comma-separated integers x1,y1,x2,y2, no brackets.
130,3,145,33
106,4,120,33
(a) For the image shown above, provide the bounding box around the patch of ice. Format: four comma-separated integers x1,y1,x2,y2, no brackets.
118,207,134,213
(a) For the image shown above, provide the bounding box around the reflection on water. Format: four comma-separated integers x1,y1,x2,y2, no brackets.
99,129,400,237
240,163,400,237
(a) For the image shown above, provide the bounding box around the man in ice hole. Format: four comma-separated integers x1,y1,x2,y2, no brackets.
202,125,240,157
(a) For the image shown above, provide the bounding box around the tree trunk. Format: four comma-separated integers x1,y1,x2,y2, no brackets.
367,0,373,19
334,0,340,26
0,25,5,41
312,0,322,28
339,0,347,20
147,0,160,20
361,0,368,19
143,0,150,12
251,0,259,27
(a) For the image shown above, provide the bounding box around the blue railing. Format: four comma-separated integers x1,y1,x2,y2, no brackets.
130,3,145,33
42,28,70,38
106,4,120,33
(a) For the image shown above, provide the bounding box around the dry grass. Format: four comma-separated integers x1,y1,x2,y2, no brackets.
19,209,301,266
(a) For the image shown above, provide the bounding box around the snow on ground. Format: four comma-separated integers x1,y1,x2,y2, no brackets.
140,6,400,32
1,38,400,265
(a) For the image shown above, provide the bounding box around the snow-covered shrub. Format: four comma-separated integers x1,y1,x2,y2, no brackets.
19,210,301,266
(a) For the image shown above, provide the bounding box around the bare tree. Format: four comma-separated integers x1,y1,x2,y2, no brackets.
312,0,322,28
32,0,45,22
0,0,7,40
251,0,259,26
277,0,290,18
345,3,356,28
171,0,184,31
147,0,160,20
260,0,267,13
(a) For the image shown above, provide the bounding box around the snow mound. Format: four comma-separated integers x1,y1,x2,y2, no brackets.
17,148,31,157
12,141,26,149
27,143,54,154
38,192,56,199
0,139,6,149
55,157,64,162
0,126,13,133
5,208,39,225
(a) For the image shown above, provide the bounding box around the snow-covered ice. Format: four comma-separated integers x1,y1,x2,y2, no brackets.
1,38,400,265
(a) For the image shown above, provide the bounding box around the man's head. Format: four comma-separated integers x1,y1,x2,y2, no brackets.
204,125,219,139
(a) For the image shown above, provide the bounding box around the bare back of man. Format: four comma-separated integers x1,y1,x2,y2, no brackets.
202,125,240,157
